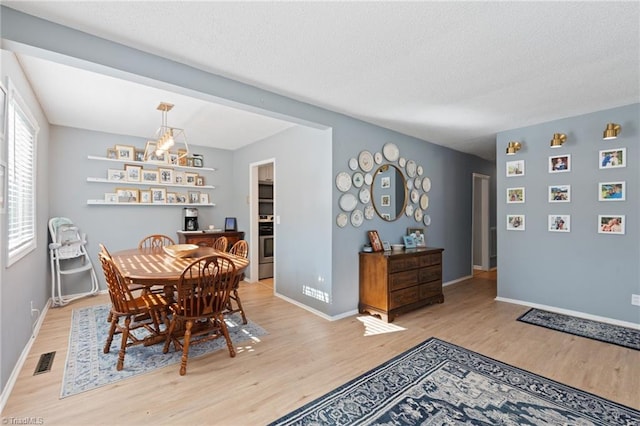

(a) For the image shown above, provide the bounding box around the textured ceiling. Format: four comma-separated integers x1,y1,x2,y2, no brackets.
4,1,640,161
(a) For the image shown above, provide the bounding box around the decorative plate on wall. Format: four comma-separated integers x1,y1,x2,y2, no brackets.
374,152,383,164
420,193,429,210
351,209,364,227
364,173,373,186
336,172,352,192
423,214,431,226
406,160,417,177
352,172,364,188
383,143,400,162
337,213,348,227
411,189,419,204
405,204,414,216
339,193,358,212
359,187,371,204
417,165,424,176
422,177,431,192
348,158,358,171
399,157,406,167
414,207,423,222
358,150,374,172
364,205,375,220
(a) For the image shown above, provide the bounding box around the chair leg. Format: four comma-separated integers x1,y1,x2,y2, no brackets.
232,289,247,324
180,320,193,376
163,318,177,354
218,315,236,358
103,313,118,354
117,316,132,371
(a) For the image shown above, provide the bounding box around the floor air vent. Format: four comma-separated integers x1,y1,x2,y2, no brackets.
34,351,56,375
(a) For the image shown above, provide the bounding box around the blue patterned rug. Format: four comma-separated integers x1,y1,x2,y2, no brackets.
517,308,639,351
61,304,267,398
269,338,639,425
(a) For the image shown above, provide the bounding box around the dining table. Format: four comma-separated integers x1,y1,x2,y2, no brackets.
110,245,249,286
109,245,250,346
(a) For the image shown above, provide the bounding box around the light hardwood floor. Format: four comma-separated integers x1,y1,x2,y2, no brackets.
2,272,638,425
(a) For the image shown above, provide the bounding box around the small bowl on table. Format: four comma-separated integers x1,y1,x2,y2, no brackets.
391,244,404,251
163,244,199,258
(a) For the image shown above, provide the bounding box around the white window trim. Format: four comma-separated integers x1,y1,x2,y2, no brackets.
6,78,39,267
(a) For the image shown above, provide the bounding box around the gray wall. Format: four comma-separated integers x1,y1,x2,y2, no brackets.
497,103,639,324
0,51,50,395
0,6,496,395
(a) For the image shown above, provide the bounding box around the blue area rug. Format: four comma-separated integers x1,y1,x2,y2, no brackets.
269,338,639,425
61,303,267,398
517,308,639,351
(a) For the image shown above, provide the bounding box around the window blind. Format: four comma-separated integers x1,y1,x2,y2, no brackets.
7,90,37,264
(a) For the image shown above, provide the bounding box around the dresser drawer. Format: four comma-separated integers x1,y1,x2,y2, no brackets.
420,281,442,299
389,256,422,273
390,286,420,309
418,265,442,283
389,270,420,291
185,236,215,247
420,253,442,267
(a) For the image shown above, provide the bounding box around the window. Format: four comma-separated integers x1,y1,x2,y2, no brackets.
6,80,39,266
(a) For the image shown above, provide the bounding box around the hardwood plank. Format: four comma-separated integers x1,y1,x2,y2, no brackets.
2,274,638,424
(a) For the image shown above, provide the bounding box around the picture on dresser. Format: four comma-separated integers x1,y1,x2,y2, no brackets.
367,230,383,252
599,148,626,169
407,227,426,247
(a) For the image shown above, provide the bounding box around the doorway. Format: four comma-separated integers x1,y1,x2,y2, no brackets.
249,159,275,288
472,173,490,272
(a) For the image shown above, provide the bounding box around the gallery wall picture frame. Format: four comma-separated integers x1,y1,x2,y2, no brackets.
367,230,383,252
125,164,142,182
139,190,151,203
166,192,177,204
104,192,117,203
598,181,625,201
141,170,159,184
188,190,200,204
549,154,571,173
151,187,167,203
185,172,198,186
199,193,209,204
106,148,118,159
548,215,570,232
506,160,525,177
195,176,205,186
381,195,390,207
115,144,135,161
548,185,570,203
599,148,626,169
598,215,625,235
506,214,525,231
107,169,126,182
506,187,525,203
158,167,174,184
115,187,139,203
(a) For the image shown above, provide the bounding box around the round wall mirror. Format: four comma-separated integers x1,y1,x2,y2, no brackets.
371,164,407,221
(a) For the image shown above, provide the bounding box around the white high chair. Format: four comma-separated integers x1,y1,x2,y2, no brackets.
48,217,99,307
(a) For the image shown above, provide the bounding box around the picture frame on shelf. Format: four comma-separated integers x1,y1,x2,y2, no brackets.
548,215,570,232
166,192,177,204
188,190,200,204
195,176,205,186
176,193,187,203
107,169,126,181
139,190,151,203
125,164,142,182
134,149,145,162
599,148,626,169
548,185,570,203
507,214,525,230
115,144,135,161
549,154,570,173
168,152,179,165
106,148,118,160
141,170,159,184
506,160,525,177
407,227,426,247
174,171,186,185
225,217,238,232
185,172,198,185
382,241,391,252
177,149,188,166
104,192,117,203
367,230,383,252
199,193,209,204
598,215,625,234
158,168,174,184
151,187,166,203
598,181,625,201
506,187,525,203
115,188,139,203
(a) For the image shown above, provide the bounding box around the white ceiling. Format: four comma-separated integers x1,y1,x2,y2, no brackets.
4,1,640,162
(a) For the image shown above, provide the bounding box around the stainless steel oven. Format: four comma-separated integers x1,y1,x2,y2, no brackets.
258,222,274,279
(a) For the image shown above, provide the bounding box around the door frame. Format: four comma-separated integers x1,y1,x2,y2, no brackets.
249,159,275,285
471,173,490,272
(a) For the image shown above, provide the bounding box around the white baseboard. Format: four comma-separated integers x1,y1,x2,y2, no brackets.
274,292,358,321
495,296,640,330
443,275,473,287
0,299,51,415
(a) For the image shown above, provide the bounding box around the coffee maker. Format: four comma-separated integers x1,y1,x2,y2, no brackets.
183,207,199,231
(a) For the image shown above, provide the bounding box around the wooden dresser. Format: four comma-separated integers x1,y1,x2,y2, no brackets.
359,247,444,322
176,231,244,251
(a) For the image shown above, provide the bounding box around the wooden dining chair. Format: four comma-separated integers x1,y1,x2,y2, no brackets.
100,243,147,323
212,236,228,252
138,234,176,249
163,254,237,375
225,240,249,324
98,245,170,371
